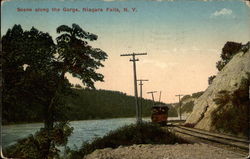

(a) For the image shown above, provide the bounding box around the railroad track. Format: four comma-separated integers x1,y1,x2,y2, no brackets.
169,125,249,151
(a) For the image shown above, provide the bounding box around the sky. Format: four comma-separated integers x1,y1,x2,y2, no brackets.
1,0,250,103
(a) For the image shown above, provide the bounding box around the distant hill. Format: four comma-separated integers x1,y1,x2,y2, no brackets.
65,89,178,120
172,91,204,116
3,88,178,124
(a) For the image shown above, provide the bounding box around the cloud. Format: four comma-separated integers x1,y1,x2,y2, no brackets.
211,8,233,17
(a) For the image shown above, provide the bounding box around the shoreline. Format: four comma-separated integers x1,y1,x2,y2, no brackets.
2,116,182,126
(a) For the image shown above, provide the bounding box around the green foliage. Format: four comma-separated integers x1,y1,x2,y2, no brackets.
2,23,107,158
56,23,107,88
221,41,242,61
2,24,59,124
181,95,191,102
181,101,194,113
67,122,188,158
216,41,242,71
208,75,216,85
174,92,203,115
4,122,73,159
191,91,204,98
168,105,178,117
65,89,178,120
211,74,250,137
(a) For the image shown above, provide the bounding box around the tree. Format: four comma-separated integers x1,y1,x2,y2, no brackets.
42,23,107,158
2,25,56,123
2,25,70,158
2,24,108,158
208,75,216,85
44,23,107,128
216,41,242,71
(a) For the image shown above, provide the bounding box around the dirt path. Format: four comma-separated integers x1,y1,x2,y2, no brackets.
84,143,247,159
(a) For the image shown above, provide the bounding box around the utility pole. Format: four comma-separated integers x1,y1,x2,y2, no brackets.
147,91,157,106
158,91,162,103
120,53,147,124
176,94,184,120
137,79,149,121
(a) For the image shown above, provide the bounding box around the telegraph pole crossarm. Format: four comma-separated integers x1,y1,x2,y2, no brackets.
175,94,185,120
120,52,147,124
147,91,157,106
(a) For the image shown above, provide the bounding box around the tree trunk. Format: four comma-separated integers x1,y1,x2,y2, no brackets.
44,71,66,159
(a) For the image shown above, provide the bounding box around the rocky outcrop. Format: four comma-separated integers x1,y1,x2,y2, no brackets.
185,48,250,136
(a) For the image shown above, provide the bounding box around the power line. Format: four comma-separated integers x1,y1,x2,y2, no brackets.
120,53,147,124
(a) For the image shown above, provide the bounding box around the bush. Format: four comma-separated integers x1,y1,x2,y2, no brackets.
68,122,188,159
181,101,195,113
3,122,73,159
211,74,250,137
216,41,242,71
181,95,191,102
221,41,242,61
208,75,216,85
191,91,204,98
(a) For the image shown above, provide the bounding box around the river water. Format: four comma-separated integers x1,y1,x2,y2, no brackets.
2,117,180,150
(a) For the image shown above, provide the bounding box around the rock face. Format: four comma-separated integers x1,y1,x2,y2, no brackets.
185,48,250,135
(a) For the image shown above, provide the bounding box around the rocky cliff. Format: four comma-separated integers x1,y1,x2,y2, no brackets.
185,47,250,137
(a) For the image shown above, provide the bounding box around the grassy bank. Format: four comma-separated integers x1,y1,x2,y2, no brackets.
67,122,188,159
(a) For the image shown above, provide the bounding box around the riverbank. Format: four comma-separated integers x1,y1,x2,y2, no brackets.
2,116,183,126
2,116,154,125
67,122,188,158
84,143,246,159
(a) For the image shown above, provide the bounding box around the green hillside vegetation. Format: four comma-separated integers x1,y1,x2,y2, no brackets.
180,101,194,113
65,88,178,120
3,87,178,124
174,91,203,114
211,73,250,137
67,123,188,159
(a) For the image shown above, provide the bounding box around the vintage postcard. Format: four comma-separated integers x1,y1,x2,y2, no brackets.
1,0,249,158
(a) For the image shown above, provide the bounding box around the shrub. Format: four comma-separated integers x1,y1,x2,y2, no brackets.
181,95,191,102
211,74,250,137
68,122,188,159
208,75,216,85
181,101,195,113
3,122,73,159
191,91,204,98
216,41,242,71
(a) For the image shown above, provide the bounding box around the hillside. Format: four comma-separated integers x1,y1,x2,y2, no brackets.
173,92,204,117
185,46,250,137
3,88,178,124
65,89,178,120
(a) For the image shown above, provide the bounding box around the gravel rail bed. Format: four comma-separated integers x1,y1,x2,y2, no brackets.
84,143,247,159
